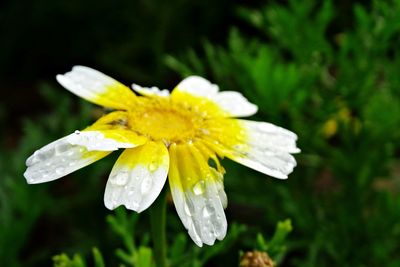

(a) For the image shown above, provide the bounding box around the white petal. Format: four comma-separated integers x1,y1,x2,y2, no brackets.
170,177,227,247
24,135,110,184
56,66,136,109
168,143,227,247
132,84,170,97
174,76,257,117
104,142,169,213
228,120,299,179
67,130,137,151
175,76,219,98
214,91,258,117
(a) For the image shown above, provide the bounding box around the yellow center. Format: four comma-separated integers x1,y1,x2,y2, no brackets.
124,94,216,145
128,107,197,143
87,91,247,154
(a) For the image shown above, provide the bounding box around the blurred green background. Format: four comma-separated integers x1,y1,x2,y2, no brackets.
1,0,400,266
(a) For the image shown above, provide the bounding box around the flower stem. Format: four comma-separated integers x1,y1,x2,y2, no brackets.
149,190,168,267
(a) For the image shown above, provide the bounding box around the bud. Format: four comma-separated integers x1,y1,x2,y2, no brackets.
239,251,275,267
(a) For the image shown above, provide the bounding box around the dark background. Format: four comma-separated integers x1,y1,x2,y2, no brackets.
2,0,400,266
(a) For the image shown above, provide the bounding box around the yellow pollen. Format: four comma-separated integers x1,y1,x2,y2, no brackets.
87,93,248,154
129,108,197,143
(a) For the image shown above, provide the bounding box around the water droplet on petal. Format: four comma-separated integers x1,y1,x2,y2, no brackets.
233,144,247,151
111,172,129,186
128,201,140,210
55,143,69,154
200,128,210,135
184,203,192,216
27,154,40,165
149,162,157,172
55,167,64,175
141,176,152,194
192,180,205,195
202,206,211,218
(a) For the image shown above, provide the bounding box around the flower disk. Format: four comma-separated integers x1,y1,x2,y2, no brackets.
24,66,300,247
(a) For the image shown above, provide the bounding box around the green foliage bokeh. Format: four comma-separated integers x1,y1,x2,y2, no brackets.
1,0,400,266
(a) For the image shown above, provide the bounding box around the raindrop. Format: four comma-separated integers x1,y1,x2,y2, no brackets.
55,143,69,154
200,128,210,135
27,155,40,165
148,162,157,172
111,172,129,186
233,144,246,151
128,201,140,210
55,167,64,175
184,203,192,216
140,176,152,194
192,181,205,195
202,206,211,218
74,130,81,134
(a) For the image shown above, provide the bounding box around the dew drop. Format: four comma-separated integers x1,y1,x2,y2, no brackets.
74,130,81,134
27,154,40,165
148,162,157,172
200,128,210,135
233,144,247,151
128,201,140,210
111,172,129,186
202,206,211,218
55,143,69,154
55,167,64,175
184,203,192,216
192,180,205,195
140,176,152,194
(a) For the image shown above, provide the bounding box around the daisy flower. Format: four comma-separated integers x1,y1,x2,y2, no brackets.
24,66,299,246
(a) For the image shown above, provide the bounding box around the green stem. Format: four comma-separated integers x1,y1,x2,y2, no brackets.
149,190,167,267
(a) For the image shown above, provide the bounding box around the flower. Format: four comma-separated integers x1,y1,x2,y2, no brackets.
24,66,299,246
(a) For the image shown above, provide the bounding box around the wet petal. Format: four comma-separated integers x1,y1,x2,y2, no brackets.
104,141,169,212
24,135,111,184
56,66,136,110
174,76,219,98
132,84,170,97
214,91,258,117
203,119,299,179
168,143,227,247
173,76,257,117
67,130,146,151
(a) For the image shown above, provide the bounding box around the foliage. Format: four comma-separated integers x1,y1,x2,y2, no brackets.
168,0,400,266
1,0,400,266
